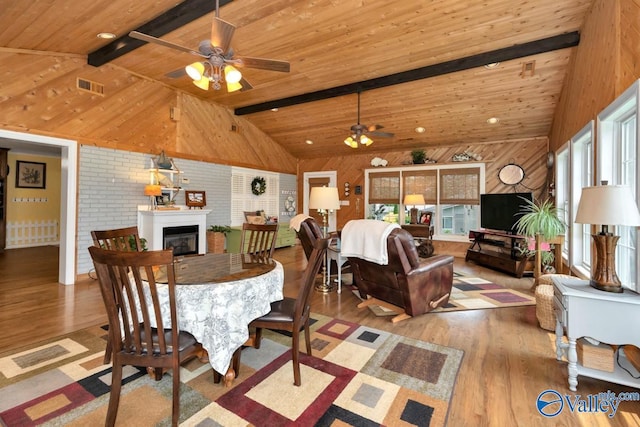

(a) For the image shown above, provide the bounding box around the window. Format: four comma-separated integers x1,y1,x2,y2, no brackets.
366,164,484,239
597,80,639,291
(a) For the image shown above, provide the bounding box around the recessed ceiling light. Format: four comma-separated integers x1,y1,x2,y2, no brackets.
487,117,500,124
271,108,279,112
97,32,116,39
484,62,500,69
305,139,313,145
415,126,426,133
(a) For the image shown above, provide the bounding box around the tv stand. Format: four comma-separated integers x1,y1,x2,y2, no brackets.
465,229,528,278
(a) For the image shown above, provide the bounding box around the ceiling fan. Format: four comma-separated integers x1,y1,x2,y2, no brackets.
344,91,394,148
129,0,290,93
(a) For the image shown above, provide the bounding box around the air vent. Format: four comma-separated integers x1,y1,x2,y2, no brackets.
77,78,104,95
520,60,536,78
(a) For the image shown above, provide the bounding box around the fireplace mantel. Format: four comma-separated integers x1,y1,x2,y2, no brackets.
137,206,211,254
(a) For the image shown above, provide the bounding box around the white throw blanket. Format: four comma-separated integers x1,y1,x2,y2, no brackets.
340,220,400,265
289,214,312,232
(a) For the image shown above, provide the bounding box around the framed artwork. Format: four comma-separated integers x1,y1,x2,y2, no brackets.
185,190,206,208
16,161,46,189
420,211,432,226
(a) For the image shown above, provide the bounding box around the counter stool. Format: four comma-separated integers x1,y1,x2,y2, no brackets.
535,274,574,331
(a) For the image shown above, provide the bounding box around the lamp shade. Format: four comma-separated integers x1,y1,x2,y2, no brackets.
403,194,425,206
575,185,640,226
309,187,340,210
144,184,162,197
185,62,205,81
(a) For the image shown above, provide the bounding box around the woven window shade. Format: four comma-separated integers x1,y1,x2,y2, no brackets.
403,170,437,204
439,167,480,205
369,171,400,204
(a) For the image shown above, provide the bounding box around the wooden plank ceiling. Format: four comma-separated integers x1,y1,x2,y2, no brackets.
0,0,593,159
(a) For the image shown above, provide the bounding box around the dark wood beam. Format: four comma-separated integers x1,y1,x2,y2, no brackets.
87,0,233,67
235,31,579,116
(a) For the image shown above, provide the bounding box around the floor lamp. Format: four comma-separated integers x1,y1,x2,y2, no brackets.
404,194,425,224
309,186,341,293
575,183,640,293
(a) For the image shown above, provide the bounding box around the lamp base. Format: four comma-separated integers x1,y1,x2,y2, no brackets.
590,233,623,293
410,207,419,224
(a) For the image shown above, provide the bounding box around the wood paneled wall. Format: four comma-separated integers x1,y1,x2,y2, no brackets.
0,51,296,174
549,0,640,151
298,137,549,231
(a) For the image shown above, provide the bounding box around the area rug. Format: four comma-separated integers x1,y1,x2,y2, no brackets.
0,313,464,426
356,273,536,317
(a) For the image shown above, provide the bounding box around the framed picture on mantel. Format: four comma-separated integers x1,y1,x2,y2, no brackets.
16,161,46,189
185,190,206,209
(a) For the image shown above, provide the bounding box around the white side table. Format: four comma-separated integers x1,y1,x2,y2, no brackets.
326,239,347,294
552,276,640,391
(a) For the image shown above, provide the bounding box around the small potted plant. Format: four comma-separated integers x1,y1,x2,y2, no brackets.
411,149,427,164
207,225,231,254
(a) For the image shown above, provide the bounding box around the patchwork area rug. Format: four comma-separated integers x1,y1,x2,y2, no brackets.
0,313,464,426
357,273,536,317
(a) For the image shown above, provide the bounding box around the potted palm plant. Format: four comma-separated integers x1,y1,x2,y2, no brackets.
410,149,427,164
515,197,566,273
207,225,231,254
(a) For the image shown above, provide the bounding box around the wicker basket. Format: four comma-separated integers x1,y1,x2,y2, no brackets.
535,284,556,331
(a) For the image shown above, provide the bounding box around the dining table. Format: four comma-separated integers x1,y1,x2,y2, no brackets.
140,252,284,385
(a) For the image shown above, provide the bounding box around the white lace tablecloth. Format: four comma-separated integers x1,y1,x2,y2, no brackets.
141,260,284,374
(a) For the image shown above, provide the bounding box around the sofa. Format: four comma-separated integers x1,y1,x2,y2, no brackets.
344,224,454,321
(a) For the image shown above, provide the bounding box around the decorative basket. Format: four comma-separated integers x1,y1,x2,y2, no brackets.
535,284,556,331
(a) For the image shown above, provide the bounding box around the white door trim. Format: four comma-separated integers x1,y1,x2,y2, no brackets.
0,130,77,285
303,171,338,232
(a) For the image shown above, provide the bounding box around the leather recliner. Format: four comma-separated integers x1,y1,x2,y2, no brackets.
347,227,454,318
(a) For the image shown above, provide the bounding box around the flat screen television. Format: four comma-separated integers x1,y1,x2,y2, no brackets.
480,192,533,234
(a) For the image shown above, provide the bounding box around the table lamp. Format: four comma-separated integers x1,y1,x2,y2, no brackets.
144,184,162,210
309,186,341,236
404,194,425,224
575,183,640,293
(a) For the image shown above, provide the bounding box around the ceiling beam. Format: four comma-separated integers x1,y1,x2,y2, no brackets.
235,31,579,116
87,0,233,67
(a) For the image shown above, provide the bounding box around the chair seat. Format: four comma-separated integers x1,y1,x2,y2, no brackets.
253,298,296,323
136,328,200,354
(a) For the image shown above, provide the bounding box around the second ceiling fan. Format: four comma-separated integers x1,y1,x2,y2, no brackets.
344,91,394,148
129,0,289,93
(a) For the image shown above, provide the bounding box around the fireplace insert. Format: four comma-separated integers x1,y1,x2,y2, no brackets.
163,225,198,256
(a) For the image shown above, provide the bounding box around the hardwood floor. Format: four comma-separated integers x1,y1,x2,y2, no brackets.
1,245,638,426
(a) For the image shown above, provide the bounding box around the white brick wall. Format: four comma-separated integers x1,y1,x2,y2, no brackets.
77,146,295,274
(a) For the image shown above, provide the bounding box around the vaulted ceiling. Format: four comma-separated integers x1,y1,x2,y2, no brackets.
1,0,593,159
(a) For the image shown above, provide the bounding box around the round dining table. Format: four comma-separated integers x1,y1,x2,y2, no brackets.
149,253,284,382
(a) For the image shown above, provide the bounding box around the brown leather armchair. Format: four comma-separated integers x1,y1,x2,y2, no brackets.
347,227,454,322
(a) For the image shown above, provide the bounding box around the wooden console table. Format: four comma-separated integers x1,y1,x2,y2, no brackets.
401,224,434,240
553,276,640,391
465,229,528,278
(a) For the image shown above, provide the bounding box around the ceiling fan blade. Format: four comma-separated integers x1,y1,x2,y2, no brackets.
236,56,290,73
129,31,206,57
239,77,253,92
211,17,236,53
369,131,395,138
165,67,186,79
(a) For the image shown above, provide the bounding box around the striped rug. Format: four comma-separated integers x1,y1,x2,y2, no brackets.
0,313,463,426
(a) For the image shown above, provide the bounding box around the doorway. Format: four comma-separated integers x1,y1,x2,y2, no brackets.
0,130,77,285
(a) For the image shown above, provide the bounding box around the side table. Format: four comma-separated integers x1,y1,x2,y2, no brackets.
552,276,640,391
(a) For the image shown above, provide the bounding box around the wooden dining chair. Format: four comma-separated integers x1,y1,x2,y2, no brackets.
248,237,329,386
88,246,204,427
91,226,143,364
239,223,278,259
91,226,144,252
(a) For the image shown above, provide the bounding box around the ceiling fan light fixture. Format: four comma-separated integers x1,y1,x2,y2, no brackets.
224,65,242,84
193,76,210,90
186,62,205,81
360,135,373,146
226,79,243,93
344,136,358,148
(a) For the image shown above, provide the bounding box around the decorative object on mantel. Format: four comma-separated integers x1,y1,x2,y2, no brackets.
155,150,173,169
370,156,388,167
452,151,482,162
251,176,267,195
185,190,206,209
575,182,640,293
143,184,162,210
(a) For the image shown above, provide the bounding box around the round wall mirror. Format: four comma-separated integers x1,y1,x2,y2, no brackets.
498,164,525,185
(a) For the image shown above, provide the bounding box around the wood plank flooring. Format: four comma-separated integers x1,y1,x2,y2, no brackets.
1,245,638,426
